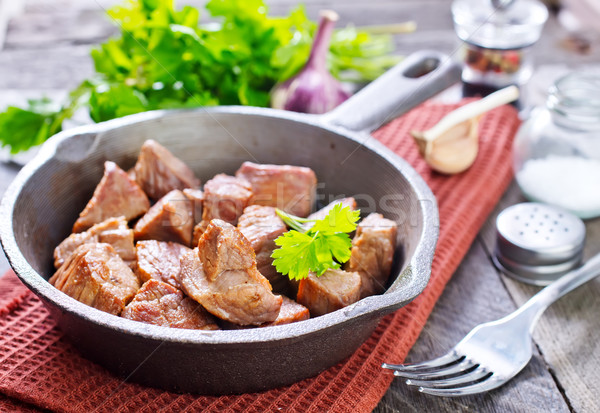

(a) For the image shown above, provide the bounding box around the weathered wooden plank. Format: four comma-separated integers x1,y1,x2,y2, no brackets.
0,0,24,49
0,45,94,90
6,1,453,49
24,0,451,13
4,10,116,50
375,241,569,412
16,0,600,64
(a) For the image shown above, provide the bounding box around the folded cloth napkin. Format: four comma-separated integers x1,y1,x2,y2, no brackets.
0,101,519,412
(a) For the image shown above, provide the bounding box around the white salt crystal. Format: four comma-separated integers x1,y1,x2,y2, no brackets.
516,155,600,219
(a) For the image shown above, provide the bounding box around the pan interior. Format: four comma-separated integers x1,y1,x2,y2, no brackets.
11,110,424,298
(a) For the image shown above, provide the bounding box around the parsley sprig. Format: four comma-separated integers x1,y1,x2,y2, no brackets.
272,204,360,281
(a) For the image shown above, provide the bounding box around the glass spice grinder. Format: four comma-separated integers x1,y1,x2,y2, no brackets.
451,0,548,98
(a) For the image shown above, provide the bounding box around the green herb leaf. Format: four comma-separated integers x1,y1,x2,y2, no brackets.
311,203,361,234
0,106,54,155
272,204,360,281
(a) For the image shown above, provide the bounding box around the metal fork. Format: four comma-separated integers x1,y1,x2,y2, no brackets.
382,252,600,396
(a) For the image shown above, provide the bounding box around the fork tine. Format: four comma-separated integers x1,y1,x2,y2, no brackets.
405,367,491,388
382,351,462,372
418,376,503,397
391,358,476,380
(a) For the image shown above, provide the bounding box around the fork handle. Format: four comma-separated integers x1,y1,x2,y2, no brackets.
508,253,600,333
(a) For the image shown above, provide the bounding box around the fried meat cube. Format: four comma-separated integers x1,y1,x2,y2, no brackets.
183,188,204,225
134,189,194,246
73,161,150,232
237,205,288,294
264,296,309,326
121,279,219,330
135,240,191,289
296,269,361,317
235,162,316,217
180,220,282,325
54,216,135,269
345,213,397,298
49,243,140,315
192,174,252,244
134,139,200,200
221,296,309,329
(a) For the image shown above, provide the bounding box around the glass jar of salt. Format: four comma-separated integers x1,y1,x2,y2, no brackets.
513,71,600,219
451,0,548,98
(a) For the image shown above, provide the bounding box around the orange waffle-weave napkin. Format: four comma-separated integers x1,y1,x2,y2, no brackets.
0,101,519,412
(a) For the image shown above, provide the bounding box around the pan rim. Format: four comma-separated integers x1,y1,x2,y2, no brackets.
0,105,438,345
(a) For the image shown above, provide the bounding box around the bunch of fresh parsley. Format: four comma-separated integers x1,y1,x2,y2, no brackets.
272,204,361,280
0,0,405,154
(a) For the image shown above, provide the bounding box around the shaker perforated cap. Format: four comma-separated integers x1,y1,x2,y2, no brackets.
493,202,586,285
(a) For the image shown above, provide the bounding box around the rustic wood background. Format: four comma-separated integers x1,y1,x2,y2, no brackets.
0,0,599,411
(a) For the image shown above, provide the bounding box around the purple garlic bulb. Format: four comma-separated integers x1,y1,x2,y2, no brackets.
271,10,350,114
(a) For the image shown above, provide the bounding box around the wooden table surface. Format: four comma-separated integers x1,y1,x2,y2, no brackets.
1,1,599,411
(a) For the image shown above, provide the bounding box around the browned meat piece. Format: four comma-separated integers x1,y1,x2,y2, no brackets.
73,161,150,232
264,296,309,326
237,205,288,294
235,161,317,217
198,220,255,280
54,216,135,269
134,139,200,200
296,269,361,317
180,220,282,325
345,213,397,298
49,243,140,315
135,240,190,289
193,174,253,242
221,296,309,329
98,228,136,270
192,224,204,248
307,197,357,221
183,188,203,225
121,279,219,330
134,189,194,246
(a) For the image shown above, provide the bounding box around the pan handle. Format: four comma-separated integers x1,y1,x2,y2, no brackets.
321,50,461,133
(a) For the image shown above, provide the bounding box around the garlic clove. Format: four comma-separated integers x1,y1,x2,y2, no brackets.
413,116,480,174
411,85,519,174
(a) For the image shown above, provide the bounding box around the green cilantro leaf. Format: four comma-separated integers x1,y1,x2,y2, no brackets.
271,231,316,281
272,204,360,281
0,106,55,155
311,203,361,234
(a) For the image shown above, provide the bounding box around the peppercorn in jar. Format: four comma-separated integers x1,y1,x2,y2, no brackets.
452,0,548,98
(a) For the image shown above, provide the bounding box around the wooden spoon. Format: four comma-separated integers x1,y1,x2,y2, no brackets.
411,85,519,174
